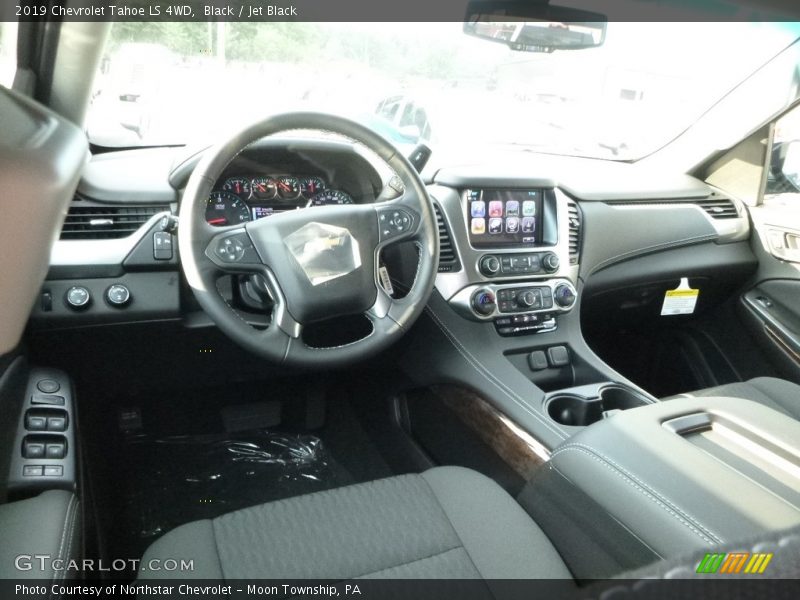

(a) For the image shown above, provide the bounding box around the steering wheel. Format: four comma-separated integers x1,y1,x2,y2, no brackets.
178,113,439,367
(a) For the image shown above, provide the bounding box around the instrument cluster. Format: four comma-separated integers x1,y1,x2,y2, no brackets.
205,175,354,226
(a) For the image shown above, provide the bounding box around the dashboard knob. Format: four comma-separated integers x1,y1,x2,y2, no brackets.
471,289,496,316
554,283,576,309
106,284,131,307
65,286,91,310
479,255,501,276
542,252,560,273
517,290,536,308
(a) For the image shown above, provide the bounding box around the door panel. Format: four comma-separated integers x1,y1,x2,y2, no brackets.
742,198,800,383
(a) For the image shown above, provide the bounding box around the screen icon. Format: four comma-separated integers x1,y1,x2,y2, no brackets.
488,201,504,218
471,201,486,218
488,218,503,234
471,218,485,235
506,217,519,233
505,200,519,217
522,201,536,217
521,217,535,233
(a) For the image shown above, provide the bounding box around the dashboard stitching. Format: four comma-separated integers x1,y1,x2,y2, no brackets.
551,442,724,544
423,306,567,441
550,445,721,545
588,233,718,276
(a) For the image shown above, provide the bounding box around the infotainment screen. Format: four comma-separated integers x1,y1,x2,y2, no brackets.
466,189,544,248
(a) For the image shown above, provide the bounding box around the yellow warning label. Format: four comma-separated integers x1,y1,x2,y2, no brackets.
661,278,699,315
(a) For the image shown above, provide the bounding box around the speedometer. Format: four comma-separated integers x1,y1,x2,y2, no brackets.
308,189,354,207
206,191,251,226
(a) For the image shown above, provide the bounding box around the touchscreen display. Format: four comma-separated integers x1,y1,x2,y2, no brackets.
467,189,543,247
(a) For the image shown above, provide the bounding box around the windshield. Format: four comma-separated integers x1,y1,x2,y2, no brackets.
87,22,798,160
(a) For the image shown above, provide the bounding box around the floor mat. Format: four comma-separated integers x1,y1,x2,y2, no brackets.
109,429,353,564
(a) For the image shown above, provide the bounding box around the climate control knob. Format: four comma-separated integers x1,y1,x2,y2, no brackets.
554,283,576,309
542,252,560,273
479,255,500,276
471,289,497,316
517,290,536,308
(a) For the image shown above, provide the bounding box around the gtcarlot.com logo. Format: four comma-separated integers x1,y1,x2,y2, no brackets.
15,555,194,573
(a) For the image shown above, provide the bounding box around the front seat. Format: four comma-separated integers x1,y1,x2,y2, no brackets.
139,466,573,580
665,376,800,419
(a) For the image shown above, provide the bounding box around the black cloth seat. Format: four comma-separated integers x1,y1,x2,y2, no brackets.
139,466,573,580
664,376,800,419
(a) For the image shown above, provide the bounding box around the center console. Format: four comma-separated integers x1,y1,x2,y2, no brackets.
398,181,646,452
520,396,800,578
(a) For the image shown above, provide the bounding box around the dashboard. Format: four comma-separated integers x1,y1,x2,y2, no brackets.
206,174,356,226
34,139,751,339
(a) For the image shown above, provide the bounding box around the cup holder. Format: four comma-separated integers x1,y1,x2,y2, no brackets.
547,385,649,427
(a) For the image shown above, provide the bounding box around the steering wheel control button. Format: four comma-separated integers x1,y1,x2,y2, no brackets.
216,237,246,262
65,286,91,310
153,231,174,260
378,208,415,241
36,379,60,394
210,232,259,267
106,284,131,307
471,289,496,316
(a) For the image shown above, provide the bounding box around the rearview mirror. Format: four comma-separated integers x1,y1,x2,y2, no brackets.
463,1,606,53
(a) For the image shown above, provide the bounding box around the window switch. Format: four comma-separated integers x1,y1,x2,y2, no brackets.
22,440,45,459
47,416,67,432
45,441,66,459
25,415,47,431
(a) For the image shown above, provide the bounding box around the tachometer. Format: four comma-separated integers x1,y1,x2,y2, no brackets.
300,176,326,198
222,177,251,198
206,191,251,226
276,176,301,201
309,189,354,207
251,176,277,200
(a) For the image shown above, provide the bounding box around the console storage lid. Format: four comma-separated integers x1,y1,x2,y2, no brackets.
548,397,800,559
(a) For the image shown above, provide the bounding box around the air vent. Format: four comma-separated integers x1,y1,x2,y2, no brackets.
567,199,581,265
61,204,168,240
432,202,461,273
694,196,738,220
